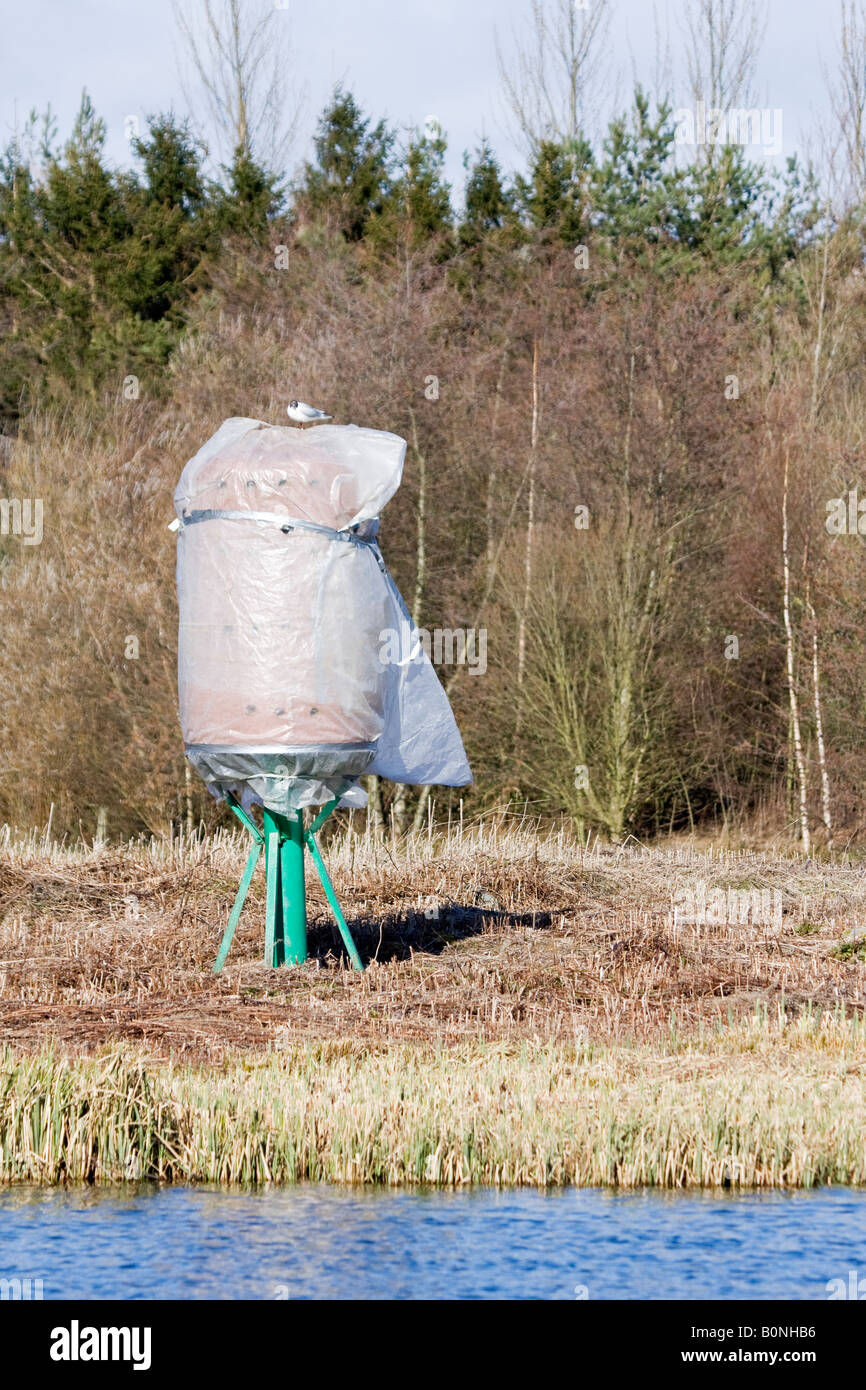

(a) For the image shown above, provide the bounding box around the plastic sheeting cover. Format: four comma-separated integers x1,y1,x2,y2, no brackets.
174,417,471,812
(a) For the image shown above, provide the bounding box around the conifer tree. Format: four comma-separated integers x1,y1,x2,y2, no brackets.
516,136,592,243
460,140,513,248
215,143,283,234
299,87,395,242
392,125,452,248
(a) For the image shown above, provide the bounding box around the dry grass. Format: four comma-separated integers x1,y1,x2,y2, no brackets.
1,815,866,1060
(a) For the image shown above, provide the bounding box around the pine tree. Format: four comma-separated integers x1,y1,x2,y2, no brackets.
459,140,513,248
134,115,206,213
215,143,283,235
392,125,452,248
0,125,45,423
299,87,395,241
594,90,682,252
0,96,217,424
516,136,593,243
4,92,132,403
671,145,819,279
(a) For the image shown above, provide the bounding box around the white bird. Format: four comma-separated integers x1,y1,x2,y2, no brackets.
287,400,332,426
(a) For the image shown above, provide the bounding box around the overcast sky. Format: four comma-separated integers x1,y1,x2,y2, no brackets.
1,0,842,199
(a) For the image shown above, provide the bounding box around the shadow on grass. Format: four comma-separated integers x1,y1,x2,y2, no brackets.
307,904,556,967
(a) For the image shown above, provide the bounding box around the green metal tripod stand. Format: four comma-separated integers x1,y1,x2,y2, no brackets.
213,793,363,973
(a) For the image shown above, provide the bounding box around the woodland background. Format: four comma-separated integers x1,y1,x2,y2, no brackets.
2,0,866,848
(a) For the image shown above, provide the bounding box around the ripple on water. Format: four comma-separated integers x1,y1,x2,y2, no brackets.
0,1185,863,1300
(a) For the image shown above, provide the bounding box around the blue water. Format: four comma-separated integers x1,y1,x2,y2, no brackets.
1,1186,864,1300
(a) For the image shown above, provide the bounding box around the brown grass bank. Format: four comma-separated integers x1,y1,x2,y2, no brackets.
1,818,865,1060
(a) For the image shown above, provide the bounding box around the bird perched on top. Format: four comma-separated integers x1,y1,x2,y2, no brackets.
287,400,332,426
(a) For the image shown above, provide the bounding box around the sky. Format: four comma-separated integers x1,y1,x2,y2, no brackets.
0,0,843,200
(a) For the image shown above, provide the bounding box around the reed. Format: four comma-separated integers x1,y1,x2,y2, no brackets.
2,1010,865,1187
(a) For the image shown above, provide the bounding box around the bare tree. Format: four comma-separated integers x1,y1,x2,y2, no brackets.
781,449,810,853
496,0,611,155
649,1,676,102
791,214,860,430
173,0,302,168
829,0,866,206
515,336,539,725
391,406,428,834
681,0,767,123
805,566,833,851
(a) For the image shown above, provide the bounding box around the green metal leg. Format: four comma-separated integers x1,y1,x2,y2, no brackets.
279,812,307,965
306,829,364,972
263,812,281,968
307,799,340,837
214,795,362,973
225,791,264,845
213,838,262,974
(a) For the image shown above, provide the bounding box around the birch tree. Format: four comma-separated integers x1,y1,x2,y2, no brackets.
781,450,810,853
515,337,540,727
806,573,833,850
173,0,301,167
682,0,766,114
496,0,611,155
830,0,866,206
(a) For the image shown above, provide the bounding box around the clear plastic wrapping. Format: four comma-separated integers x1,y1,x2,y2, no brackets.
175,417,471,812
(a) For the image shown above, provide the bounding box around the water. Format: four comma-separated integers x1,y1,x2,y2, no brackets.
1,1186,864,1300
